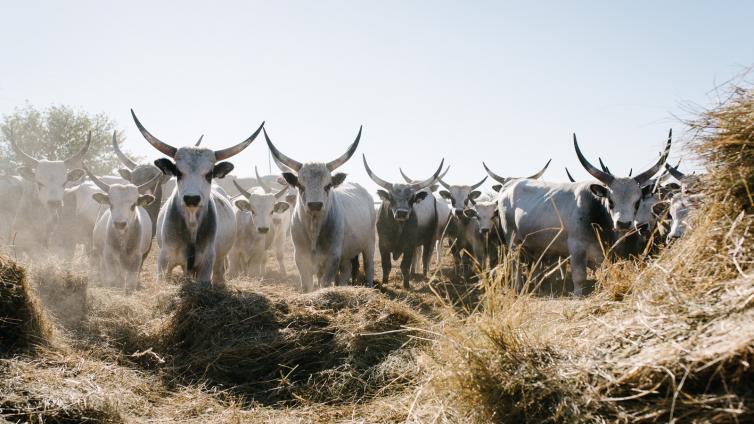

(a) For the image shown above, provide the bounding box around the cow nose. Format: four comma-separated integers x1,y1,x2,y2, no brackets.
114,221,127,230
183,195,201,207
454,210,465,218
480,228,490,234
307,202,323,211
394,210,409,220
616,220,633,230
257,227,269,234
47,200,63,209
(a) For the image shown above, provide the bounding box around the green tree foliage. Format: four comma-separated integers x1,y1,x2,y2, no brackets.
0,104,128,175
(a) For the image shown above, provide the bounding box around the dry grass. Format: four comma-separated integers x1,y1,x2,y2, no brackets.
0,256,52,355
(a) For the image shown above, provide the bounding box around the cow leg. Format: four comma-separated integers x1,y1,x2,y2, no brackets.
379,247,391,285
400,247,413,289
157,249,172,282
421,238,435,279
567,239,588,296
411,246,422,276
295,252,315,293
320,253,341,287
338,259,352,286
276,244,286,276
213,253,227,286
364,243,375,288
350,256,359,285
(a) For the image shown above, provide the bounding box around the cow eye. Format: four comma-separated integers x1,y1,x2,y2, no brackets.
205,172,212,183
608,198,615,209
324,183,332,192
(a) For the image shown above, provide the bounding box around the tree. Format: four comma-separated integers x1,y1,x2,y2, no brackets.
0,104,129,175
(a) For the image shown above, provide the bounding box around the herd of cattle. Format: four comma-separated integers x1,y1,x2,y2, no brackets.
0,112,703,295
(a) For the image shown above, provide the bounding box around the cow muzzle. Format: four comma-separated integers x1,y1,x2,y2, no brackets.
183,195,201,207
114,221,127,231
257,227,270,234
307,202,323,212
616,220,633,231
480,228,490,235
393,209,409,221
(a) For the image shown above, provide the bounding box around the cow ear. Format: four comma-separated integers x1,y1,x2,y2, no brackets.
469,191,482,200
414,191,429,203
154,159,179,176
492,184,502,192
17,166,35,181
273,202,290,213
664,183,681,192
439,190,452,200
590,184,609,198
67,168,85,183
283,172,298,187
137,194,155,207
213,162,234,179
118,169,133,182
641,184,654,198
235,199,250,211
331,172,347,187
376,190,391,202
463,208,478,218
92,192,110,205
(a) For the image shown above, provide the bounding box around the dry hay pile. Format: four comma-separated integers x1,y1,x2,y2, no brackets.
30,260,88,330
0,256,51,355
430,85,754,423
163,282,428,406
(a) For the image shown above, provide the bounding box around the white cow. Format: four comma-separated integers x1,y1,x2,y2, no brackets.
265,126,376,292
131,109,264,285
88,169,158,291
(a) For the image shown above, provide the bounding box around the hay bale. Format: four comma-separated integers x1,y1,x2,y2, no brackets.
30,261,88,330
0,256,51,355
162,282,427,405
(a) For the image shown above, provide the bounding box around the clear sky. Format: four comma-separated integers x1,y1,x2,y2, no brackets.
1,1,752,194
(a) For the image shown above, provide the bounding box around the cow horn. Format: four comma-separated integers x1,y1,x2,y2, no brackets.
274,186,288,199
271,152,294,173
399,168,413,184
470,176,487,191
438,178,451,190
84,166,110,193
665,162,686,181
112,130,138,170
264,128,302,172
8,130,39,166
214,121,264,161
232,179,252,198
628,168,633,177
64,131,91,167
137,172,163,194
131,109,178,158
573,133,613,185
633,129,672,185
410,159,446,191
526,158,551,180
482,162,508,185
195,134,204,147
565,167,576,182
598,157,612,175
255,166,272,193
362,155,393,191
327,126,362,171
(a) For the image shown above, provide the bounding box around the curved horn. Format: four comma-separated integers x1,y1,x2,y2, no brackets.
438,178,451,190
274,186,288,199
665,162,686,181
112,130,137,170
362,155,393,191
84,166,110,193
470,176,488,191
271,152,293,173
565,167,576,183
214,121,264,161
131,109,177,158
8,130,39,166
195,134,204,147
628,168,633,177
255,166,272,193
526,158,551,180
633,128,672,185
64,131,91,167
399,168,413,184
327,126,362,171
137,172,163,194
264,128,302,172
232,179,252,198
598,157,611,174
573,133,613,185
410,159,446,191
482,162,508,185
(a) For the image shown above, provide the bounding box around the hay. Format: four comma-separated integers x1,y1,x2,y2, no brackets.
162,282,427,405
430,85,754,423
30,260,88,330
0,256,51,355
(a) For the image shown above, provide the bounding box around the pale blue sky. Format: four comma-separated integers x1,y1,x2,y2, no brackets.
1,1,751,193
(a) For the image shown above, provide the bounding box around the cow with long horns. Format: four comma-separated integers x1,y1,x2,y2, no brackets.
364,156,445,288
131,109,264,285
265,127,376,291
87,168,160,291
9,131,90,255
437,174,488,276
497,131,672,295
227,178,291,277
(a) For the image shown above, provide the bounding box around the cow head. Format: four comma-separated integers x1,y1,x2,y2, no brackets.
265,126,361,216
574,130,671,232
666,192,703,240
131,109,263,222
665,163,702,195
11,131,90,212
438,176,488,217
233,180,289,234
483,159,552,193
363,156,444,222
86,167,158,233
112,130,169,187
464,201,498,235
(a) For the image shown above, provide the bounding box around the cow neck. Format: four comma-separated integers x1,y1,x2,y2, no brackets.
588,195,618,247
173,194,211,243
107,213,141,253
296,190,337,254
